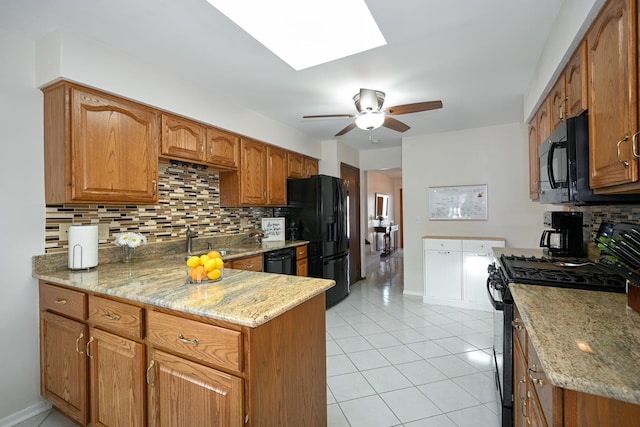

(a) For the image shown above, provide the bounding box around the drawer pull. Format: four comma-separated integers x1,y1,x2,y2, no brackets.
86,337,94,359
178,333,199,346
512,319,524,330
54,298,67,305
75,332,84,355
146,360,155,388
102,312,121,321
528,365,545,385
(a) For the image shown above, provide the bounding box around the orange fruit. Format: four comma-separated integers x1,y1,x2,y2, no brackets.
207,268,222,281
186,255,200,268
199,254,210,266
190,266,206,282
204,259,216,272
207,250,222,259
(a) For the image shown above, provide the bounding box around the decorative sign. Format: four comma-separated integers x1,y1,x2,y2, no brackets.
261,218,285,241
428,184,488,220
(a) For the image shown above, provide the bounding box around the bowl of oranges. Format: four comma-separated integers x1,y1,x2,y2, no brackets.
186,250,224,283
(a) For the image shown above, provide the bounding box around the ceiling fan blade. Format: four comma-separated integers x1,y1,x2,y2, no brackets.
335,122,357,136
383,116,411,133
384,100,443,116
303,114,355,119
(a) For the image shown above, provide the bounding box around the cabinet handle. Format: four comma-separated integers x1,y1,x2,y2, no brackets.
616,134,630,167
146,360,155,388
75,332,84,355
200,142,205,156
86,336,94,359
102,312,121,321
54,298,67,305
178,333,199,346
632,131,640,158
152,179,157,195
512,318,524,330
528,365,545,385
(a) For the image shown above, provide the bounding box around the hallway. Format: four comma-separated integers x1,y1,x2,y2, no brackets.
327,250,499,426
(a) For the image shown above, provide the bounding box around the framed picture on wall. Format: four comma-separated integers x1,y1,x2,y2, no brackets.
428,184,488,220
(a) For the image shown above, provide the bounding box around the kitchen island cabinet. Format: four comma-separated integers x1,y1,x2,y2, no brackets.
511,284,640,426
35,257,332,426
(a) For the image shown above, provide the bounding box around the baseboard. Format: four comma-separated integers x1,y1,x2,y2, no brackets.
0,400,52,427
402,289,423,297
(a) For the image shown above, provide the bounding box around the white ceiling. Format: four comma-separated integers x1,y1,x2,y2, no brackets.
0,0,563,152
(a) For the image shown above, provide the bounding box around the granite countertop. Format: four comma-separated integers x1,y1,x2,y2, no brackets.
33,252,334,328
511,285,640,405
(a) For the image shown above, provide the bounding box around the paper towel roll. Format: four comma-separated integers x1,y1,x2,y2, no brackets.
68,225,99,269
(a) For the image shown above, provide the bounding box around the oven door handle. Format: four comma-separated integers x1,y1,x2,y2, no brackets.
487,278,504,311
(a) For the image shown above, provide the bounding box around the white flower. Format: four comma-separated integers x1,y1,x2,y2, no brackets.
114,232,147,248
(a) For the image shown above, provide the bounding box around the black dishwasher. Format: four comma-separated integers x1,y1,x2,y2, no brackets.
263,247,297,275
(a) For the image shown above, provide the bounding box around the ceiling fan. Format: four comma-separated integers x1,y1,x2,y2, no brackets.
303,88,443,136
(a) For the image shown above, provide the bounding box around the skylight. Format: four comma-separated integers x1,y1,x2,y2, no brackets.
206,0,386,70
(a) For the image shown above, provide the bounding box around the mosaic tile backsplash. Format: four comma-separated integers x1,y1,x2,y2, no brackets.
45,162,272,253
577,205,640,241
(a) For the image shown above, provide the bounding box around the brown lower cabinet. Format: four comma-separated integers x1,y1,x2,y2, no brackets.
513,302,640,426
39,280,327,426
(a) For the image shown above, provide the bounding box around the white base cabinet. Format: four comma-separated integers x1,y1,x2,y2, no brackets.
423,237,505,311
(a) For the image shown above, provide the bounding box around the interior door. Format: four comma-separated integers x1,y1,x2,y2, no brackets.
341,163,362,284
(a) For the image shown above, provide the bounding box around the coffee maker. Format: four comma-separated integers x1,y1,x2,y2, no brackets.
539,211,586,257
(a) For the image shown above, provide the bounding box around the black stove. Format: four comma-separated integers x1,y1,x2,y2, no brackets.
499,254,626,293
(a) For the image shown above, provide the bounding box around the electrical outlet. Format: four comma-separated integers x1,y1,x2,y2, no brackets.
240,218,249,228
59,223,72,241
98,223,109,240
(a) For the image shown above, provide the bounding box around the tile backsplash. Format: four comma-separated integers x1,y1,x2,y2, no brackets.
577,204,640,240
45,162,271,253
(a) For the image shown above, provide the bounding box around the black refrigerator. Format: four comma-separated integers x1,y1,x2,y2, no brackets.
287,175,350,308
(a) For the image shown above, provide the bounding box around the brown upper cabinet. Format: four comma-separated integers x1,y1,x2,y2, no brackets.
160,113,239,170
267,146,287,205
549,74,567,132
288,152,318,178
528,119,540,200
220,139,267,206
587,0,640,192
43,82,159,205
564,41,588,118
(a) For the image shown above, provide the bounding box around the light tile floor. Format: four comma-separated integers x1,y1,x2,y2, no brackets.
326,250,500,426
16,250,499,427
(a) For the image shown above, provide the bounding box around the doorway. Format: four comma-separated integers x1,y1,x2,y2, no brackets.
341,163,363,284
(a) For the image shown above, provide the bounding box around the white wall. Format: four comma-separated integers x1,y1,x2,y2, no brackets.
402,123,549,296
0,30,51,424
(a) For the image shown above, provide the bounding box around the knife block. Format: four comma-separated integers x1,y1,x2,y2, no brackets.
629,280,640,314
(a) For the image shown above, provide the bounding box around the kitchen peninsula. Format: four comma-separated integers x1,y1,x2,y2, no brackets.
33,253,334,426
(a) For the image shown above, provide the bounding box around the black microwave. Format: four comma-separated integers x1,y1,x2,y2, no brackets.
539,114,640,205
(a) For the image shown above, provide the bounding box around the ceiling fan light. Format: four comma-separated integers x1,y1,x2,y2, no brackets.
355,112,385,130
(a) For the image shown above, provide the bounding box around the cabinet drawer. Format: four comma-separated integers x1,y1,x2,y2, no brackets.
147,310,243,373
39,282,87,320
423,238,462,251
512,304,527,357
232,254,263,272
296,245,308,260
88,295,144,339
462,239,505,253
527,338,562,425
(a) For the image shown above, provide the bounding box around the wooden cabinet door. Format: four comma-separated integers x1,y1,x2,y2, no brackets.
206,127,239,169
537,97,552,144
304,157,319,176
528,119,540,200
513,334,529,427
231,254,263,272
267,146,287,205
588,0,638,189
71,88,159,204
147,349,243,427
89,327,145,427
565,41,588,118
160,114,206,162
287,152,304,178
549,76,567,131
239,139,267,205
297,258,308,276
40,311,89,425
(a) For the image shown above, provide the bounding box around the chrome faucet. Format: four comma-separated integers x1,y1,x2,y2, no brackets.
186,226,197,254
